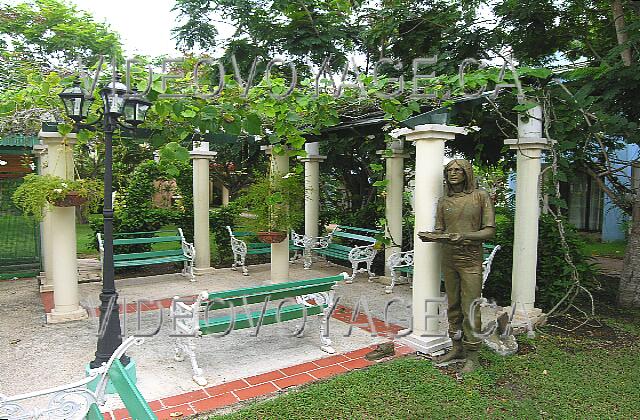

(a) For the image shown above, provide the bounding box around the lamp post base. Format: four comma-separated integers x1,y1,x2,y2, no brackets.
46,307,88,324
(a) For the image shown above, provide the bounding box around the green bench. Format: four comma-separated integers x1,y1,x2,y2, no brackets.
97,228,195,281
226,226,305,275
170,272,348,386
311,225,383,283
386,243,502,293
1,336,157,420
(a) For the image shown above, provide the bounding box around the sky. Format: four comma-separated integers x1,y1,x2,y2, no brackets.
67,0,183,57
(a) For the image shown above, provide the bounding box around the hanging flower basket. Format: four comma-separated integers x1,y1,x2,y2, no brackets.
53,191,88,207
257,231,287,244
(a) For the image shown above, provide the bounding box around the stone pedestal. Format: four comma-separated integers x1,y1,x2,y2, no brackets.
391,124,466,353
40,131,86,323
190,143,217,276
300,142,326,238
505,105,549,316
378,141,409,276
262,146,290,283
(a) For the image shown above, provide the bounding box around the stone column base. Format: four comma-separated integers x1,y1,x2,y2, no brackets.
398,331,451,355
498,306,545,333
46,307,88,324
38,273,54,293
193,266,215,276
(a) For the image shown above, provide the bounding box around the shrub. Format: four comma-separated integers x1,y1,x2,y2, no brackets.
483,209,600,310
209,202,241,266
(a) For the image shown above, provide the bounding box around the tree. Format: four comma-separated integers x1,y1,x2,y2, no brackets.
0,0,122,68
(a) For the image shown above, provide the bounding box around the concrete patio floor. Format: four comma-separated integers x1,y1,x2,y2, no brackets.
0,260,497,418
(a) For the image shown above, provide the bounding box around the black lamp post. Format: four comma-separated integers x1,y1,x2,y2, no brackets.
59,76,151,368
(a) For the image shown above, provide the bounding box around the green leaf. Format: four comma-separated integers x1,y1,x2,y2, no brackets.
200,105,218,120
512,102,538,112
244,113,262,135
373,180,389,187
57,123,73,136
181,109,197,118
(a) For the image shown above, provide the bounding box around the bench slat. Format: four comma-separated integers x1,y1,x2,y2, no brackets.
108,359,158,420
114,230,177,237
331,231,378,243
113,236,182,246
114,249,184,261
199,304,324,335
336,225,382,234
206,274,345,301
114,255,187,267
203,282,335,310
315,251,349,260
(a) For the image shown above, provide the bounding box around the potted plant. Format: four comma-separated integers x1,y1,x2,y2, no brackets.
234,172,304,243
12,173,103,221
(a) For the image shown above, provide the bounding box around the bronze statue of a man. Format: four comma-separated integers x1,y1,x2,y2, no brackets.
419,159,496,373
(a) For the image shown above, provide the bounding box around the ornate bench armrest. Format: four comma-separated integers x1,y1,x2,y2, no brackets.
178,228,195,259
170,292,207,336
387,250,414,269
348,244,377,262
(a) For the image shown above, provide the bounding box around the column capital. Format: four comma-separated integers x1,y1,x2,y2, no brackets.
390,124,467,142
504,137,550,151
39,131,77,146
189,150,217,160
299,154,326,163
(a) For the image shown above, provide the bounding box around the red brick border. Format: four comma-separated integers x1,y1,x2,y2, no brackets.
40,290,415,418
106,341,415,419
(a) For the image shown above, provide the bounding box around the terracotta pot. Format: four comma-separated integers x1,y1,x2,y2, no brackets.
257,231,287,243
53,191,87,207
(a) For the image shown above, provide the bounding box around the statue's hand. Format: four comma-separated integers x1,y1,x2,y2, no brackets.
448,233,465,243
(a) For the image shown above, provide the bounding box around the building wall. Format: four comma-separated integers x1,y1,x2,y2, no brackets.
602,144,639,242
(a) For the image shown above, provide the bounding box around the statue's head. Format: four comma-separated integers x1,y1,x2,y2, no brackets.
444,159,475,196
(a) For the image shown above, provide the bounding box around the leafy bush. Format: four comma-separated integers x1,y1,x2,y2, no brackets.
88,159,188,252
234,172,304,233
483,209,600,310
209,202,241,266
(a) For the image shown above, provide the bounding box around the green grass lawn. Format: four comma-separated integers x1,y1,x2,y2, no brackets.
209,310,640,419
582,240,627,259
76,222,97,256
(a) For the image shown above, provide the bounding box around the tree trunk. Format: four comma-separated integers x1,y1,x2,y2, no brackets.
612,0,632,66
618,194,640,307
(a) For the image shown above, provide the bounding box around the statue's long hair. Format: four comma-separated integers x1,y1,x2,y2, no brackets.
444,159,476,196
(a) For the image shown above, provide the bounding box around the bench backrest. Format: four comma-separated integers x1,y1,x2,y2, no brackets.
203,275,345,311
201,274,347,310
97,229,186,253
330,225,382,244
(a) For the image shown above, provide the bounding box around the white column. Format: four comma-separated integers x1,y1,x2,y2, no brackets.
262,145,290,283
40,131,86,323
379,140,409,276
33,144,54,292
190,142,217,276
299,142,326,238
221,184,230,206
392,124,466,353
504,105,549,319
